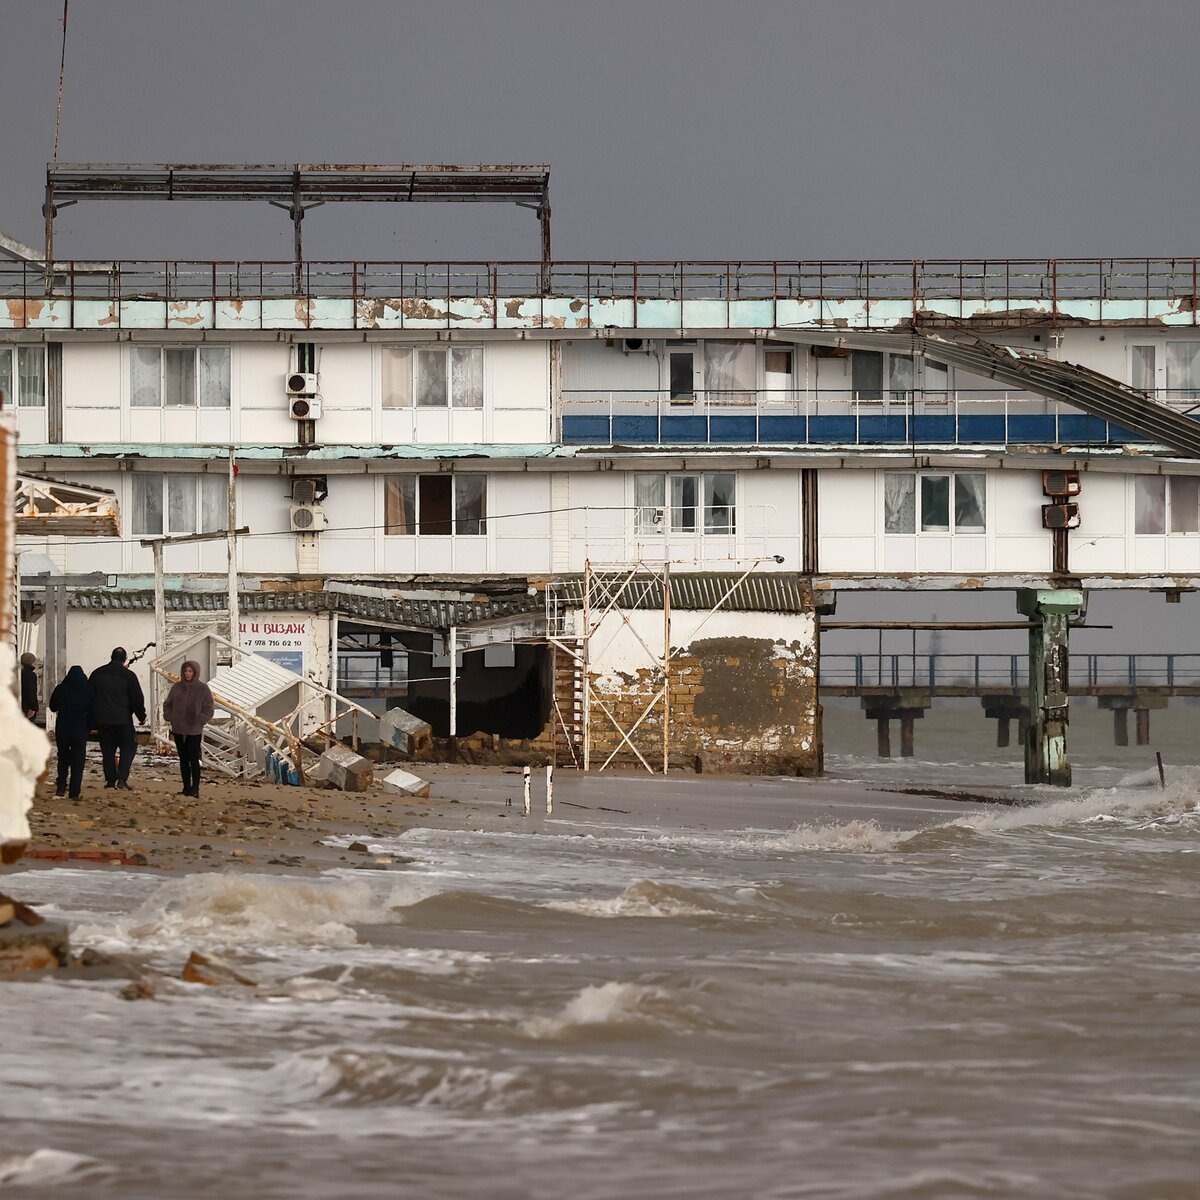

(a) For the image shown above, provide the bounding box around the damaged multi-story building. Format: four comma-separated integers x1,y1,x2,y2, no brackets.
7,164,1200,783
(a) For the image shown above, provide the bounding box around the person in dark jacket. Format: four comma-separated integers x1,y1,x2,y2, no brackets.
20,653,39,721
48,666,94,800
89,647,147,791
162,660,214,798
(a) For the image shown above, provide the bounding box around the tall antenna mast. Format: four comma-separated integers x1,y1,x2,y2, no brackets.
43,0,70,288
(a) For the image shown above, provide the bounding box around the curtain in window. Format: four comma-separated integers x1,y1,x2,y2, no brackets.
1134,476,1166,534
671,475,698,532
0,348,11,407
415,350,447,407
381,348,412,409
200,475,226,533
923,360,949,402
888,355,914,403
385,476,417,534
763,349,793,398
167,476,197,534
451,348,484,408
920,475,950,532
163,348,195,408
954,473,986,531
16,347,44,407
198,348,231,408
1131,346,1156,394
703,342,755,405
634,474,665,534
704,472,736,534
454,474,487,535
884,473,915,534
1165,342,1200,399
131,347,160,407
132,474,164,536
1169,476,1200,533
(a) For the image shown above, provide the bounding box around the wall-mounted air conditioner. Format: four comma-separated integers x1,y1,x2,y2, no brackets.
290,504,328,533
1042,502,1080,530
1042,470,1081,498
287,371,319,395
621,337,651,353
289,395,322,420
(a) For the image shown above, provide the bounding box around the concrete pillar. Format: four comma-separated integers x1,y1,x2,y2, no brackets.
876,716,891,758
1113,706,1129,746
899,708,920,758
1016,588,1084,786
1135,708,1151,746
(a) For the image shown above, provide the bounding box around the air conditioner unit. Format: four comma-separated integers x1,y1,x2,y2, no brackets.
622,337,651,353
1043,470,1081,498
292,478,319,505
289,395,322,420
290,503,328,533
1042,502,1081,530
287,371,319,395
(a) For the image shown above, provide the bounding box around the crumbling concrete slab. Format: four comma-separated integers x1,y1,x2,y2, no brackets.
380,706,432,757
381,768,431,799
314,744,374,792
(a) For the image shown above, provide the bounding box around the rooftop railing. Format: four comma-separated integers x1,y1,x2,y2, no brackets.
3,257,1200,308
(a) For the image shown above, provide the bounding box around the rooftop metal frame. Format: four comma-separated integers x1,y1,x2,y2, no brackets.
43,162,553,280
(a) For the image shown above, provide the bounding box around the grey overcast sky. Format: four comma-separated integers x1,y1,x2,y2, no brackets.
4,0,1200,262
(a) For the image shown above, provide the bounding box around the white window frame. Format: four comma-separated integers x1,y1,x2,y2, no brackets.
632,471,737,536
853,350,950,406
0,345,47,408
131,473,227,537
883,471,987,535
383,473,488,536
129,345,232,409
380,345,484,410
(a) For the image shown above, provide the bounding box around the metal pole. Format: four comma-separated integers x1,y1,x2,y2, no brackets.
545,763,554,815
152,539,165,746
523,764,531,816
227,451,239,647
662,563,671,775
448,624,457,739
582,561,592,772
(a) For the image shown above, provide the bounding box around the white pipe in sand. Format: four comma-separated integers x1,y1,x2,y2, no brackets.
546,764,554,815
523,765,531,817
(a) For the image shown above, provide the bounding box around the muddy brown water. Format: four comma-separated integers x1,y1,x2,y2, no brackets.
2,727,1199,1199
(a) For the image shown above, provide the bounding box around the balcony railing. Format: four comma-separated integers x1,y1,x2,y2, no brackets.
561,388,1161,447
3,257,1199,313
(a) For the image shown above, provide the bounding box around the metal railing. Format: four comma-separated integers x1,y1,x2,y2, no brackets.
821,653,1200,691
3,257,1199,311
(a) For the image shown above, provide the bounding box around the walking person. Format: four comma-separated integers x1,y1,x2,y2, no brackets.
89,647,147,791
48,666,94,800
162,661,214,798
20,653,39,721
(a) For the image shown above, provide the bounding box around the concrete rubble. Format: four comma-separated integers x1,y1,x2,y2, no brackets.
379,706,433,757
313,744,375,792
381,768,432,798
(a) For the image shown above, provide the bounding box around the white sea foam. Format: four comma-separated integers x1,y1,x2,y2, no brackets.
522,980,715,1040
544,879,720,919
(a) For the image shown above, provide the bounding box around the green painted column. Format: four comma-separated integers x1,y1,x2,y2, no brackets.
1016,588,1084,786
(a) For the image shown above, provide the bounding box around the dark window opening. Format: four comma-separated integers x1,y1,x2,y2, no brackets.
418,476,453,535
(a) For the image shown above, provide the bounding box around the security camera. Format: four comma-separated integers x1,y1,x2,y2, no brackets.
773,554,785,564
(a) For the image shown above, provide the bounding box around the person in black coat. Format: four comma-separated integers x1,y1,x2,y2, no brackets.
20,653,39,721
48,666,94,800
88,647,147,791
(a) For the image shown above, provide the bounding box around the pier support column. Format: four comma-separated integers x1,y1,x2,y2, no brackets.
1114,706,1130,746
1017,589,1084,786
981,695,1029,751
863,691,930,761
875,716,891,758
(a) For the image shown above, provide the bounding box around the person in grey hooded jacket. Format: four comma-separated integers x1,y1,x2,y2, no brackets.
162,660,215,798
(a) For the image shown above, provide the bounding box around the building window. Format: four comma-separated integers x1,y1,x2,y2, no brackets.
132,474,226,536
853,351,946,404
130,347,231,408
381,346,483,409
702,342,756,404
384,474,487,535
1134,475,1200,534
1131,345,1156,394
633,472,736,535
0,346,46,407
884,472,986,534
1165,342,1200,401
764,347,794,399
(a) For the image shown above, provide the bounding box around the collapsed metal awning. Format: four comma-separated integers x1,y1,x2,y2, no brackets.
15,474,120,537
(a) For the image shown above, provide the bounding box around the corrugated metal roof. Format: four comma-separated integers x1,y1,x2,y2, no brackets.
63,586,543,631
550,572,812,613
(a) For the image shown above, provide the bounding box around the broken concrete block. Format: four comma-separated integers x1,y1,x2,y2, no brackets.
381,768,431,799
181,950,256,988
314,744,375,792
380,706,433,757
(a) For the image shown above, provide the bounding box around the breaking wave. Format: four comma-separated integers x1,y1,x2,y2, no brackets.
74,872,437,952
522,980,717,1041
0,1148,114,1188
544,879,722,919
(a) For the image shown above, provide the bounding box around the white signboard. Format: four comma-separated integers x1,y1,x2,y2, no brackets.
239,618,308,676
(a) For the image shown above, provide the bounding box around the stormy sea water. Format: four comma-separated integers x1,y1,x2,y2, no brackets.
3,701,1199,1199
